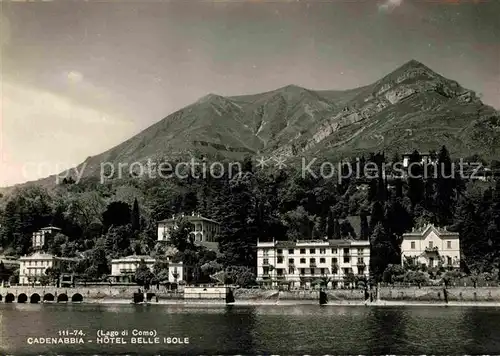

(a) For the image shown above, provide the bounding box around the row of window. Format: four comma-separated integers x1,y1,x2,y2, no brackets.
410,241,453,249
262,267,366,276
22,260,53,267
263,257,365,265
266,247,365,256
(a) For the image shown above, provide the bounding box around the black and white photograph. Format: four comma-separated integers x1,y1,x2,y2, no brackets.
0,0,499,355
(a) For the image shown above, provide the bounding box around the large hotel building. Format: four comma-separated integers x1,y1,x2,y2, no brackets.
256,239,370,288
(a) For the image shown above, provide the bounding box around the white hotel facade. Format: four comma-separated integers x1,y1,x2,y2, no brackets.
256,239,370,288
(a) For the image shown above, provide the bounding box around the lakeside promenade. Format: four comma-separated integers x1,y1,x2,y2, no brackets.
3,284,500,305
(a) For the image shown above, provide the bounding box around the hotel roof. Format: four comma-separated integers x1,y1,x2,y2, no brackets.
260,239,370,248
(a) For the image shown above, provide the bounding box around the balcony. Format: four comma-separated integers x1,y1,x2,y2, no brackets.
262,261,270,266
356,261,366,267
310,262,317,268
425,246,439,253
120,269,135,274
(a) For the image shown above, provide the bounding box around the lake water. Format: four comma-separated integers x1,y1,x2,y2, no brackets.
2,303,500,355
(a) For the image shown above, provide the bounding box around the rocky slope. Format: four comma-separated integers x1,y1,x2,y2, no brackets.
6,59,500,189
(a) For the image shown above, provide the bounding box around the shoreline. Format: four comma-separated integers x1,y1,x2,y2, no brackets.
4,298,500,307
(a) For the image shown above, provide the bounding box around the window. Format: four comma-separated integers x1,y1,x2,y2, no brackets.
411,241,415,249
277,269,283,276
300,258,306,264
310,248,316,254
300,268,305,275
320,268,325,275
288,258,295,265
447,256,452,265
343,248,350,255
320,248,326,254
310,258,316,263
288,249,294,254
300,249,306,254
357,248,363,255
344,257,350,263
263,267,269,275
263,258,269,265
447,241,452,249
429,241,433,248
311,269,315,275
288,267,294,274
320,258,326,263
263,250,269,256
277,249,283,254
332,257,338,264
277,257,283,264
332,248,338,254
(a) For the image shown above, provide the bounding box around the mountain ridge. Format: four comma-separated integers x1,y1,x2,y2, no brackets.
4,59,500,191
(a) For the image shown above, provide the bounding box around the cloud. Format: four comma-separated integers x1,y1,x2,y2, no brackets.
67,70,84,83
378,0,403,13
0,81,136,186
0,13,11,47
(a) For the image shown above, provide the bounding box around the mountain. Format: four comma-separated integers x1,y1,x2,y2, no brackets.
6,59,500,189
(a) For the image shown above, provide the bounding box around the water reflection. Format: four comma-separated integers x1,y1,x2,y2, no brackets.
2,304,500,354
366,307,408,354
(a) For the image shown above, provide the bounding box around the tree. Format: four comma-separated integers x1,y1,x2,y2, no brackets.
132,198,141,232
45,267,60,286
360,212,369,240
102,201,131,230
135,260,154,289
435,145,455,227
369,223,397,281
0,261,8,282
170,217,194,253
224,266,256,287
370,201,385,232
407,150,424,207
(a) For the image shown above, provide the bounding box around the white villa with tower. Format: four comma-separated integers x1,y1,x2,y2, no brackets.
400,224,461,268
18,226,78,286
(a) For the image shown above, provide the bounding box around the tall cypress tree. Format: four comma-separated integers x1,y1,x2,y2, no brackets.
360,212,369,240
436,145,455,227
407,150,424,208
132,198,141,232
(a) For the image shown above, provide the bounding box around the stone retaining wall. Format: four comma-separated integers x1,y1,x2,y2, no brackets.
380,287,500,301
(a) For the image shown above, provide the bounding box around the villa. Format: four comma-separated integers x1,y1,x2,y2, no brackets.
401,223,460,268
18,226,78,286
110,255,156,283
157,213,221,244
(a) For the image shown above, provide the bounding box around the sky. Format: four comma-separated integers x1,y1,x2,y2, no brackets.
0,0,499,186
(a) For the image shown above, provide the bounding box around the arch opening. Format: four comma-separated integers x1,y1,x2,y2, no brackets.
71,293,83,302
17,293,28,303
30,293,41,303
43,293,55,302
57,293,68,302
5,293,14,303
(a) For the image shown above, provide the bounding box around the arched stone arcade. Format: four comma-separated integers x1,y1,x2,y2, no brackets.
71,293,83,302
43,293,55,302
